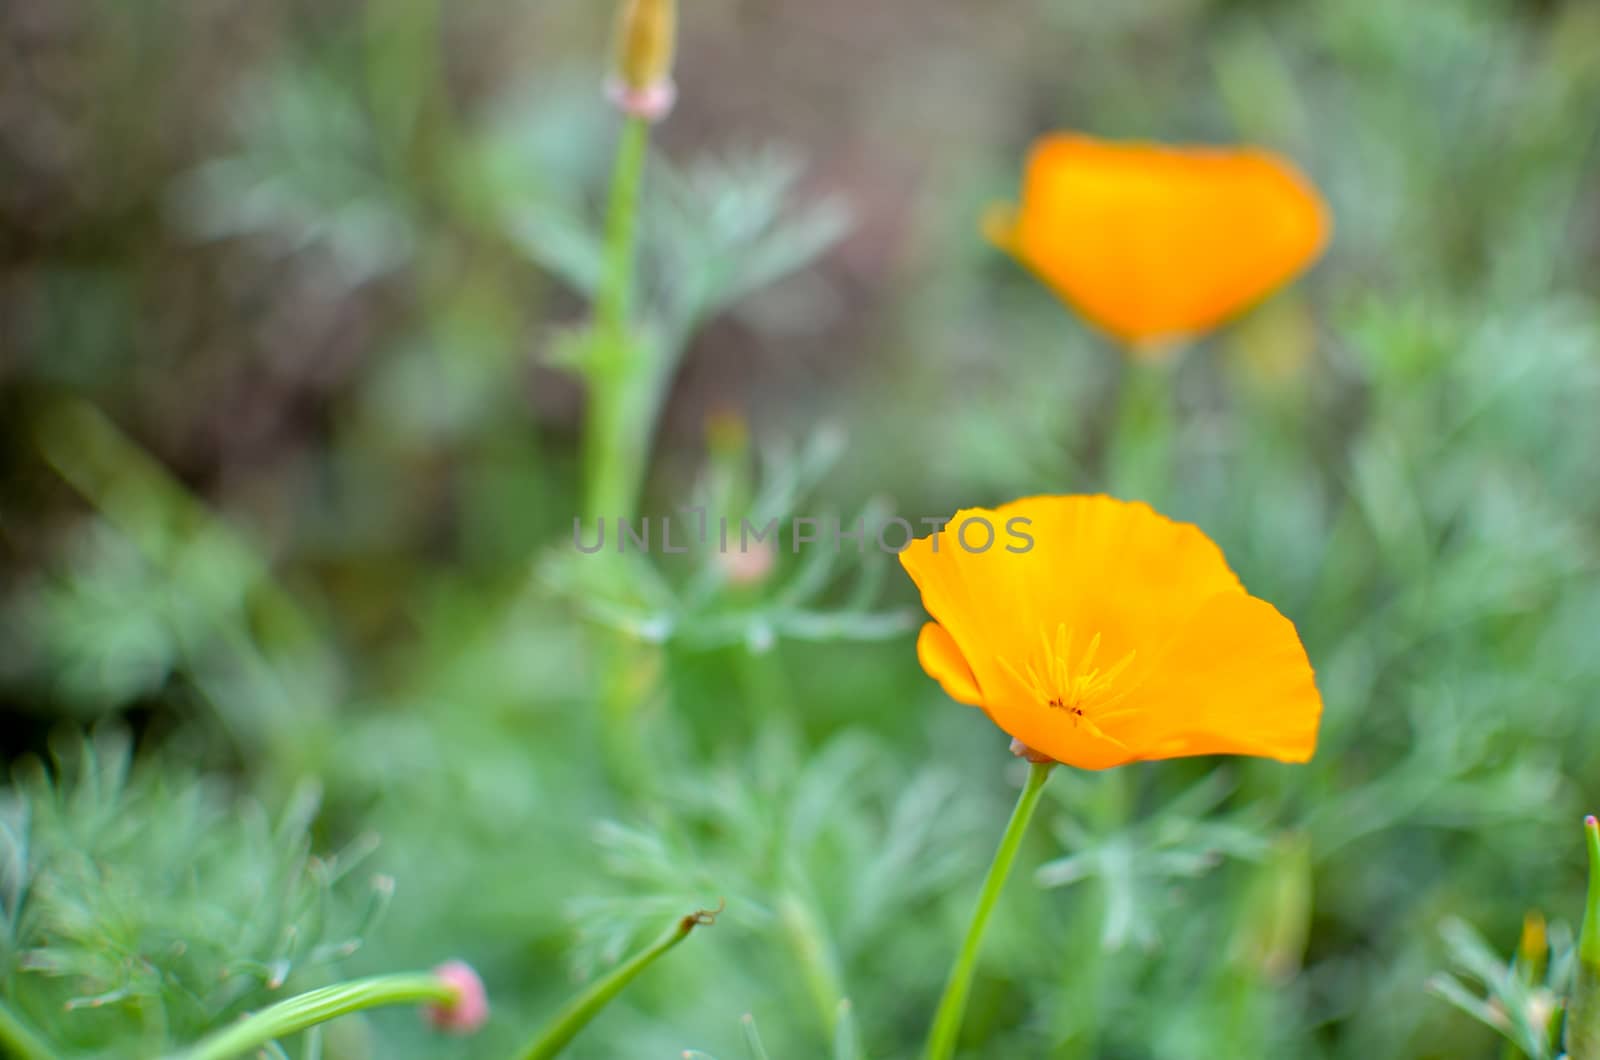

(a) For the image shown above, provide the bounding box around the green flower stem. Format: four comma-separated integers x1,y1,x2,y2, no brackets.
168,973,457,1060
599,117,648,341
1106,353,1177,503
514,908,717,1060
0,999,58,1060
581,114,667,791
1569,816,1600,1058
923,761,1054,1060
584,115,653,524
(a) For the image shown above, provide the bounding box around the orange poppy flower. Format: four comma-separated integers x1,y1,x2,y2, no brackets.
900,495,1321,769
986,134,1330,347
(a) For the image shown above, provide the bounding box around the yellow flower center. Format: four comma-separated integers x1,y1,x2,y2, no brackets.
1002,625,1138,745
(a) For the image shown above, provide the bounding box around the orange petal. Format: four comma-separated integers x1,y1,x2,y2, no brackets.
916,622,983,706
898,495,1246,761
899,495,1240,681
1101,592,1322,764
997,134,1330,344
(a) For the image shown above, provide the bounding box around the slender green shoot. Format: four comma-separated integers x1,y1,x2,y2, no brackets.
514,905,720,1060
167,973,457,1060
584,115,654,523
923,762,1053,1060
598,116,649,342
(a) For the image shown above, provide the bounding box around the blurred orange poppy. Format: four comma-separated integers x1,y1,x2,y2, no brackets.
986,134,1330,347
900,495,1321,769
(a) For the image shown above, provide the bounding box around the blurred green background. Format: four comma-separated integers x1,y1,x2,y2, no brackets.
3,0,1600,1057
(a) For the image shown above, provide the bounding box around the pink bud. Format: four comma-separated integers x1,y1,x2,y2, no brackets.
425,960,489,1034
721,538,775,587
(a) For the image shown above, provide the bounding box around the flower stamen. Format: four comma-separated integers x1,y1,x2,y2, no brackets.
1001,624,1138,748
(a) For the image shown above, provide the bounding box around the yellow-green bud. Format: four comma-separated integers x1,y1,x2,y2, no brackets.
1518,910,1548,986
607,0,677,122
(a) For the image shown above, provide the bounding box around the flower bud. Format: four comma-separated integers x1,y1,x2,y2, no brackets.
705,409,748,457
1518,910,1548,986
425,960,489,1034
721,538,775,587
607,0,677,122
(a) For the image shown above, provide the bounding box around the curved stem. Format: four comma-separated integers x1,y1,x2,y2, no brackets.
923,761,1053,1060
514,908,715,1060
168,973,456,1060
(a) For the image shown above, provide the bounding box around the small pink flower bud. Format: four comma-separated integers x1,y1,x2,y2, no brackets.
722,538,775,587
425,960,489,1034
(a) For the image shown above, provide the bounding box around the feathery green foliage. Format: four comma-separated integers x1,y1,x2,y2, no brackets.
0,731,389,1057
0,0,1597,1057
